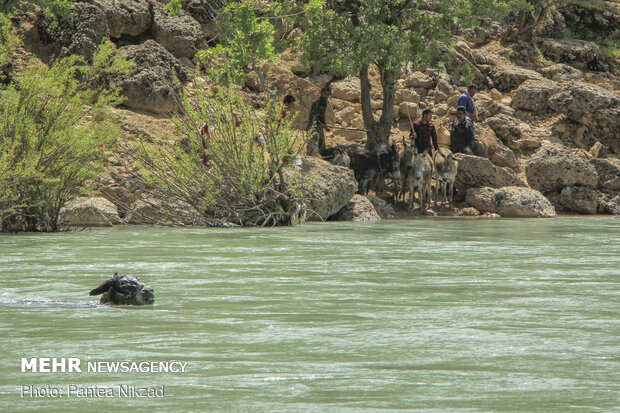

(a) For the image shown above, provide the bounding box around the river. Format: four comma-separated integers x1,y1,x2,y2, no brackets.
1,217,618,412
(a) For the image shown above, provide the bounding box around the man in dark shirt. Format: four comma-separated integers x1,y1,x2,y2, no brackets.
450,106,475,154
410,108,438,154
307,87,330,156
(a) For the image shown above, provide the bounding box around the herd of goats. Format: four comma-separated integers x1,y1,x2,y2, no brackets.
324,141,462,211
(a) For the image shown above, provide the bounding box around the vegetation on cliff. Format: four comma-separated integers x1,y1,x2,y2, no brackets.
0,0,618,230
0,18,129,232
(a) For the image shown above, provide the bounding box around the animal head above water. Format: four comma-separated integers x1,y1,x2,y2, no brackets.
89,273,155,305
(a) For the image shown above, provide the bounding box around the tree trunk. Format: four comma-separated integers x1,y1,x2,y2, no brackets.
359,64,377,150
360,63,396,151
378,66,396,147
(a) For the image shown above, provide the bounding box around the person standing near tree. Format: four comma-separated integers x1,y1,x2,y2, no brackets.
409,108,438,155
306,87,330,156
457,84,478,122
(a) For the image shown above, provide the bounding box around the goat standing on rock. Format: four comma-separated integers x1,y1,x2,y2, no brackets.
349,143,400,195
403,149,433,211
433,149,460,208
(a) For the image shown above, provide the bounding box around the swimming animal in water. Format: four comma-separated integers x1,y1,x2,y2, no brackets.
89,273,155,305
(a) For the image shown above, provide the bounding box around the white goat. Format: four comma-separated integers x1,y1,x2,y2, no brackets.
405,149,432,210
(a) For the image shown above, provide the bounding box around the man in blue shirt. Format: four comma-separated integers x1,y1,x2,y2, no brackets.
457,84,478,122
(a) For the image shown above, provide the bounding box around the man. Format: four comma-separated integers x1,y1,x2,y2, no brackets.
307,87,330,156
457,84,478,122
450,106,475,154
410,108,438,155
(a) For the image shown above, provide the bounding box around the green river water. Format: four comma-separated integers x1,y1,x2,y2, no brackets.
0,217,618,412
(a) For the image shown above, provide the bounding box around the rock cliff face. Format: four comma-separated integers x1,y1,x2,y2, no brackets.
13,1,620,224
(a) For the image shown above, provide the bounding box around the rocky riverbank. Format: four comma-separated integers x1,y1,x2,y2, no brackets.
10,0,620,226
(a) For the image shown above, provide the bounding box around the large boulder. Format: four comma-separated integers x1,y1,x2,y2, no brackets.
540,63,584,82
488,65,543,92
604,195,620,215
91,0,152,38
464,187,497,213
330,77,361,102
40,2,109,60
525,143,599,192
152,3,204,59
455,155,526,192
404,71,434,89
298,157,357,221
466,187,556,218
111,40,189,114
538,38,602,70
559,186,599,214
511,78,558,113
548,83,620,154
399,102,420,120
366,195,396,219
59,197,121,227
462,19,502,46
331,195,381,222
483,113,523,143
491,141,519,170
475,126,498,157
395,88,420,105
590,158,620,191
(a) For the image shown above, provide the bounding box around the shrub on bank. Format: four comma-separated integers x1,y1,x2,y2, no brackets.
123,80,309,226
0,31,129,232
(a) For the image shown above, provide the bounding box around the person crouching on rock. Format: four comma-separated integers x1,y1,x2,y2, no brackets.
450,106,475,154
410,108,439,155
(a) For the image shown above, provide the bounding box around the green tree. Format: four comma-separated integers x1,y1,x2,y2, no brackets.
298,0,530,150
503,0,557,41
0,38,129,232
197,1,278,93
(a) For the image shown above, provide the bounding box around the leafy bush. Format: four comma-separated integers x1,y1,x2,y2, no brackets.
196,1,278,92
0,39,129,232
1,1,75,27
123,80,308,226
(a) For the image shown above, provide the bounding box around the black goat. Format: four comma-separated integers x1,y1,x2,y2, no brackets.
349,143,401,195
